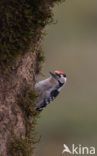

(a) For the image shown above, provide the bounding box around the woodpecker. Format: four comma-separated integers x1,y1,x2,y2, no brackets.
35,70,67,111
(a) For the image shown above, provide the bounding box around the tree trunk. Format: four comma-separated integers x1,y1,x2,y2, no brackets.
0,0,65,155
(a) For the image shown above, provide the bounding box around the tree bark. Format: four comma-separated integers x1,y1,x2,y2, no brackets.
0,44,41,155
0,0,65,155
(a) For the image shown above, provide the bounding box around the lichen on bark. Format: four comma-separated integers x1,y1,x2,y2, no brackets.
0,0,65,155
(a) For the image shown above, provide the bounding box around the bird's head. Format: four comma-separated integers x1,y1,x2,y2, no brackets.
50,70,67,84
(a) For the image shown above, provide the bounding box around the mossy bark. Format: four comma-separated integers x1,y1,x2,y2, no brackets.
0,0,65,155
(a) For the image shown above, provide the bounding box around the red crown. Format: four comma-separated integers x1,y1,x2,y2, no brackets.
55,70,65,75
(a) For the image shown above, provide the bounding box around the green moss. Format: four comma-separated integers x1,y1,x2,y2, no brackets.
36,47,45,74
0,0,65,72
8,88,40,156
17,88,40,135
8,134,39,156
18,88,39,118
37,49,45,63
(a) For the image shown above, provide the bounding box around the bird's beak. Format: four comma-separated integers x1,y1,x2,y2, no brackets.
49,72,58,80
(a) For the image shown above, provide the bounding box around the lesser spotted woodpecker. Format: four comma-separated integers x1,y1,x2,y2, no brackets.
35,70,67,111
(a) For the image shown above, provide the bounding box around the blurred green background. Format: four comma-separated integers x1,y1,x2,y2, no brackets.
35,0,97,155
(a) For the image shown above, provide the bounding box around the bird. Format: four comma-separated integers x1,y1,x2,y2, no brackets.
35,70,67,111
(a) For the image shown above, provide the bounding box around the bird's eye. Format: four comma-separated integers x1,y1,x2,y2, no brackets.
56,73,61,77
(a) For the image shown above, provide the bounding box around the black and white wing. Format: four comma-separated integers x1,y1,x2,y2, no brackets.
36,89,59,111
